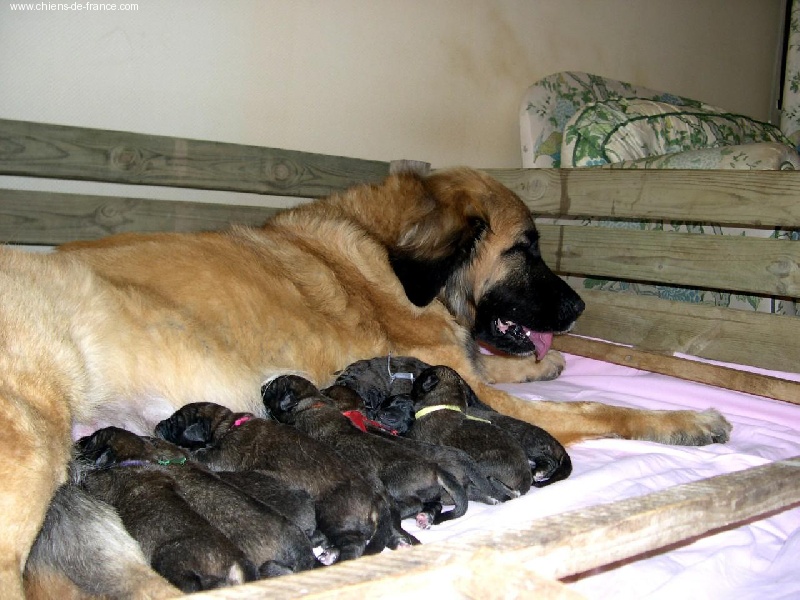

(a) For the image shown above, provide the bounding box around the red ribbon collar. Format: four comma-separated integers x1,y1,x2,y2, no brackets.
341,410,398,436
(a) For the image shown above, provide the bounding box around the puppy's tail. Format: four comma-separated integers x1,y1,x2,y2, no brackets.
433,469,469,524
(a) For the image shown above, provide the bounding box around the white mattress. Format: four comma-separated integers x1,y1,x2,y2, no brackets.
403,353,800,599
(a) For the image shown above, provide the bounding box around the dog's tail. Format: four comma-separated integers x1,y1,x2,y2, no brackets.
433,469,469,523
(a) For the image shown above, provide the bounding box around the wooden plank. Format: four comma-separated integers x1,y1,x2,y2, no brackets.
566,288,800,374
182,457,800,599
0,119,390,197
553,335,800,405
539,224,800,299
0,189,280,245
487,168,800,227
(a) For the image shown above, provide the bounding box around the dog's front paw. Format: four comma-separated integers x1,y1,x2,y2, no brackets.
638,408,733,446
527,350,565,382
674,408,732,445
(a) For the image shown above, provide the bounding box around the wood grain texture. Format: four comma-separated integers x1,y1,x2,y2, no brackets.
487,168,800,227
182,457,800,599
0,189,281,245
566,289,800,374
553,335,800,405
538,223,800,298
0,119,390,197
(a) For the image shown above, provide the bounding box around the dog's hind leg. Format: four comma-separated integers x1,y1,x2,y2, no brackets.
0,257,92,598
25,485,179,599
0,380,73,599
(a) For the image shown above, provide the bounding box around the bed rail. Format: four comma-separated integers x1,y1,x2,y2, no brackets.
2,118,800,596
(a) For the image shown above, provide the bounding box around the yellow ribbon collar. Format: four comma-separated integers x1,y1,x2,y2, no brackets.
414,404,491,423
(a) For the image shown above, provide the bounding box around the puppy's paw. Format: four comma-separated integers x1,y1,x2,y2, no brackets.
415,513,431,530
314,545,340,566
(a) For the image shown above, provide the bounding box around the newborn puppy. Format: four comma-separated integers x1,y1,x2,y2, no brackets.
323,384,415,436
155,402,404,561
409,366,532,500
333,355,430,421
214,470,318,545
24,483,180,599
74,431,255,592
265,376,469,529
465,405,572,486
78,427,318,579
324,384,505,505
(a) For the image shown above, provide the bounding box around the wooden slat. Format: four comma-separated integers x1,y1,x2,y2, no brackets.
0,119,390,197
566,288,800,374
183,457,800,599
553,335,800,405
0,189,283,245
487,168,800,227
539,224,800,299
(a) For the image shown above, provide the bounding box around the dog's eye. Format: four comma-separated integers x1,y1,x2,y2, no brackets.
507,230,540,256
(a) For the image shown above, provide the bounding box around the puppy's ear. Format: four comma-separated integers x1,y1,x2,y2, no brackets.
390,216,487,307
75,433,115,466
94,448,117,468
181,421,211,447
278,389,298,413
418,371,440,394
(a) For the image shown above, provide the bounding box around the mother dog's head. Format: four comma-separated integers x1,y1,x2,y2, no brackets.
385,167,584,359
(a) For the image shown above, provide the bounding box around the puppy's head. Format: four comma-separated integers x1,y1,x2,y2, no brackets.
322,384,364,411
76,426,154,467
411,366,477,411
261,375,326,425
369,394,416,435
154,402,234,450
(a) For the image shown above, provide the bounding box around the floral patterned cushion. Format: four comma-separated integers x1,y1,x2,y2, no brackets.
520,70,800,315
561,98,790,168
603,142,800,170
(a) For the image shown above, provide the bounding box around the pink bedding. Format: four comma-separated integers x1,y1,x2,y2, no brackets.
406,353,800,599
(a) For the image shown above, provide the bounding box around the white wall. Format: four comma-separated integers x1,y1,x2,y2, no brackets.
0,0,784,168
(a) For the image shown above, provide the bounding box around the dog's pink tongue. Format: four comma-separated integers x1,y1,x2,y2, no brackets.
527,330,553,360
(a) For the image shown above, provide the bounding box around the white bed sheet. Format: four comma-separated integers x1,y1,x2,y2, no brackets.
404,353,800,599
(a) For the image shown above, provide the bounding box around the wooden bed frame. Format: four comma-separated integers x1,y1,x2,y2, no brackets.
2,118,800,599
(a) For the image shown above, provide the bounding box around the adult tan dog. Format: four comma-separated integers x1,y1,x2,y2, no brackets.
1,167,730,596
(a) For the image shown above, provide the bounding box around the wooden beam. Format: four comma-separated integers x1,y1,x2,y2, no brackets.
487,168,800,228
553,334,800,405
538,223,800,299
0,119,390,197
567,288,800,374
0,189,282,245
181,457,800,599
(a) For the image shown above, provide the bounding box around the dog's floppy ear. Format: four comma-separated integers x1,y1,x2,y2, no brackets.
390,215,487,307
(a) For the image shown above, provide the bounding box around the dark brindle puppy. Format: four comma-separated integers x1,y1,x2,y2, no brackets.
264,375,469,529
333,355,571,488
323,383,505,505
214,470,319,547
465,401,572,486
78,427,318,579
409,366,532,500
155,402,410,560
333,356,429,425
24,483,180,599
74,431,255,592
